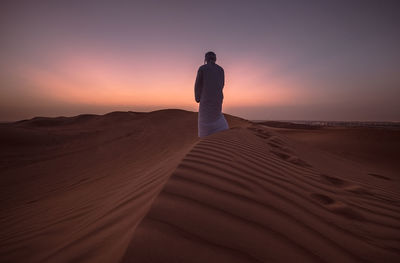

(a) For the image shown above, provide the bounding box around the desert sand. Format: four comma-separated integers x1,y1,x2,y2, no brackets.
0,110,399,262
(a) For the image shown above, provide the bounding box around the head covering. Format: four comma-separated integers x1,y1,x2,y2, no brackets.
204,51,217,63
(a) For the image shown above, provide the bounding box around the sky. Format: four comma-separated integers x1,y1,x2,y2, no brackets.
1,0,399,121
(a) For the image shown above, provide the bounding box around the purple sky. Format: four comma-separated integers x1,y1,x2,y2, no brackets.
1,0,399,121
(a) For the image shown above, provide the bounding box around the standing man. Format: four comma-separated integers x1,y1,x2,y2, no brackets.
194,51,229,137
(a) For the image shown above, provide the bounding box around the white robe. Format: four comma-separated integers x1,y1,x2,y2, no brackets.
195,62,229,138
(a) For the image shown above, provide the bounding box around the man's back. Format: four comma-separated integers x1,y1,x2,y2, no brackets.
198,63,224,104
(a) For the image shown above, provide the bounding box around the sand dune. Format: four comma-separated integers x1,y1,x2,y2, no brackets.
121,122,400,262
1,110,399,262
0,110,202,262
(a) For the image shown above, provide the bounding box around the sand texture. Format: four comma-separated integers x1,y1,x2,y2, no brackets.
1,110,399,262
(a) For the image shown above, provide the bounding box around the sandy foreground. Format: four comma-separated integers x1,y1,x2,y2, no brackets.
0,109,399,262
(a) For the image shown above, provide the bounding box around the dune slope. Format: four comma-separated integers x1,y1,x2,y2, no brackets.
1,110,399,262
0,110,204,263
122,124,400,262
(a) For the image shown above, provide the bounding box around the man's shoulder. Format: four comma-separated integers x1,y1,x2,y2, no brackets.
200,63,224,71
215,63,224,72
197,65,205,74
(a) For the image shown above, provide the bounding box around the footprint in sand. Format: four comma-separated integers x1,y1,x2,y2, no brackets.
310,193,335,205
267,141,281,148
268,136,285,146
271,150,291,160
368,173,391,181
256,133,271,139
247,126,272,139
344,185,373,196
286,156,312,167
310,193,365,221
271,150,312,168
247,126,312,168
319,174,376,198
319,174,348,187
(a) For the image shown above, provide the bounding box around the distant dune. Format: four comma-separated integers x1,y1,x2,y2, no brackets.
0,110,399,263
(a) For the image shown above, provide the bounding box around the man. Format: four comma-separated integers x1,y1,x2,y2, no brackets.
194,51,229,138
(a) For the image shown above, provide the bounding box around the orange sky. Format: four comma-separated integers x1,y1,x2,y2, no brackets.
1,1,399,121
2,48,304,119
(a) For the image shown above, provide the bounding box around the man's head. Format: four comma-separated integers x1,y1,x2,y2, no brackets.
205,51,216,64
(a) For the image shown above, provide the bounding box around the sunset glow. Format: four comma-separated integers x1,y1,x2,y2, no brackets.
1,1,399,121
